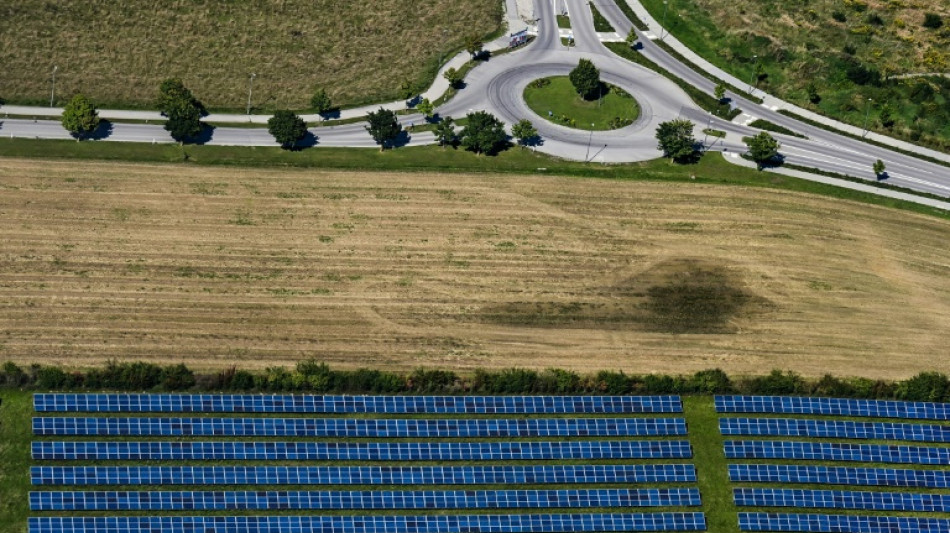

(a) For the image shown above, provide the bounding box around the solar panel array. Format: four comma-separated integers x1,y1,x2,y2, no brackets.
33,417,687,437
30,513,709,533
34,394,684,414
720,395,950,531
31,488,702,511
738,513,950,533
733,488,950,512
33,440,693,461
724,440,950,465
715,395,950,420
719,417,950,443
32,464,699,486
728,464,950,488
28,394,703,533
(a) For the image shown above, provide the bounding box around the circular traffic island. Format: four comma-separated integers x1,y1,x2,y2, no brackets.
523,76,640,131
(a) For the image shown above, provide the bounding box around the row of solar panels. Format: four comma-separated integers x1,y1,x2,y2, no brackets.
33,394,683,414
32,417,686,437
724,440,950,465
29,488,702,511
720,418,950,443
30,464,698,485
31,440,693,461
729,464,950,488
738,513,950,533
734,488,950,512
716,395,950,421
28,514,709,533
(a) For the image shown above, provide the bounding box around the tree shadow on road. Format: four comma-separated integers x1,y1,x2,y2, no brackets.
190,124,216,145
86,120,114,141
296,131,319,149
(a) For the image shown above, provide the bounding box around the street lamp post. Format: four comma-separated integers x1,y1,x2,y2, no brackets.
660,1,669,41
439,29,449,67
50,66,58,108
585,124,595,162
748,55,758,92
246,73,256,115
862,98,873,137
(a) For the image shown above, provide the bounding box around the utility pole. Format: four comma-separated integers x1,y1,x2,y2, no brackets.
246,73,256,115
660,1,669,41
50,65,58,108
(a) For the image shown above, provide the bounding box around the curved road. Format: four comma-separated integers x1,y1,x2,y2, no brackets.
1,0,948,197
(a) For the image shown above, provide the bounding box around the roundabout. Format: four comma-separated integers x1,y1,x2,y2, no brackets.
523,76,641,131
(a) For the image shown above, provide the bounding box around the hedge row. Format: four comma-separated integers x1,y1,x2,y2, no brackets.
3,360,950,403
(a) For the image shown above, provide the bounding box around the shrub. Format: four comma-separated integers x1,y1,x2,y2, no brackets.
832,11,847,22
689,369,735,394
923,13,943,29
409,368,459,392
1,362,28,386
537,368,582,393
742,370,807,395
594,370,633,394
162,363,196,390
35,366,69,390
897,372,950,402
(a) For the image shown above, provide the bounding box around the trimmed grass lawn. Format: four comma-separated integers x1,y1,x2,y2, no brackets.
523,77,640,131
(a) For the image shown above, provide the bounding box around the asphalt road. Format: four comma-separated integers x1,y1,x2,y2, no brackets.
1,0,948,196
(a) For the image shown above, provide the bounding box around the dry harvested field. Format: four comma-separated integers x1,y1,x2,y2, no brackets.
1,158,950,379
0,0,501,109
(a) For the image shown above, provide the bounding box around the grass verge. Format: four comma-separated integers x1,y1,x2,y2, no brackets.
748,119,808,139
589,3,616,32
0,138,947,220
604,43,740,120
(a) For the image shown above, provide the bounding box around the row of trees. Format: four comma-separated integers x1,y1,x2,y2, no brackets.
364,107,536,155
6,360,950,402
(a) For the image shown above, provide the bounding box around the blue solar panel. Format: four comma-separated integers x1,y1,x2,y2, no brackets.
34,394,684,414
734,488,950,512
738,513,950,533
719,418,950,443
33,417,687,437
716,395,950,421
32,440,693,461
29,514,709,533
31,464,698,486
728,464,950,488
29,488,703,511
724,440,950,465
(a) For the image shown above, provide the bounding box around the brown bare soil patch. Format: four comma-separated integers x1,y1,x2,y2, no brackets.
1,158,950,379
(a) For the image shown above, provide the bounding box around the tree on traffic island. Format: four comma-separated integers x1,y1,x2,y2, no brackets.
745,131,781,169
569,58,601,100
873,159,886,179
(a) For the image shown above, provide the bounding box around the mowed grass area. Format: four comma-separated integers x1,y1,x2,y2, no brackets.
639,0,950,151
523,77,640,130
0,0,501,111
2,157,950,376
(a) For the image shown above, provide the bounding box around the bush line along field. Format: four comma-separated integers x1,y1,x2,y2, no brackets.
2,158,950,378
639,0,950,151
0,0,502,110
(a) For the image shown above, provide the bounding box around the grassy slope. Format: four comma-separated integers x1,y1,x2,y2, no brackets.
523,77,640,130
637,0,950,151
0,0,501,111
0,391,31,533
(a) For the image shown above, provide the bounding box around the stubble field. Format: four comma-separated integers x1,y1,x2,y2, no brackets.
2,158,950,378
0,0,501,110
